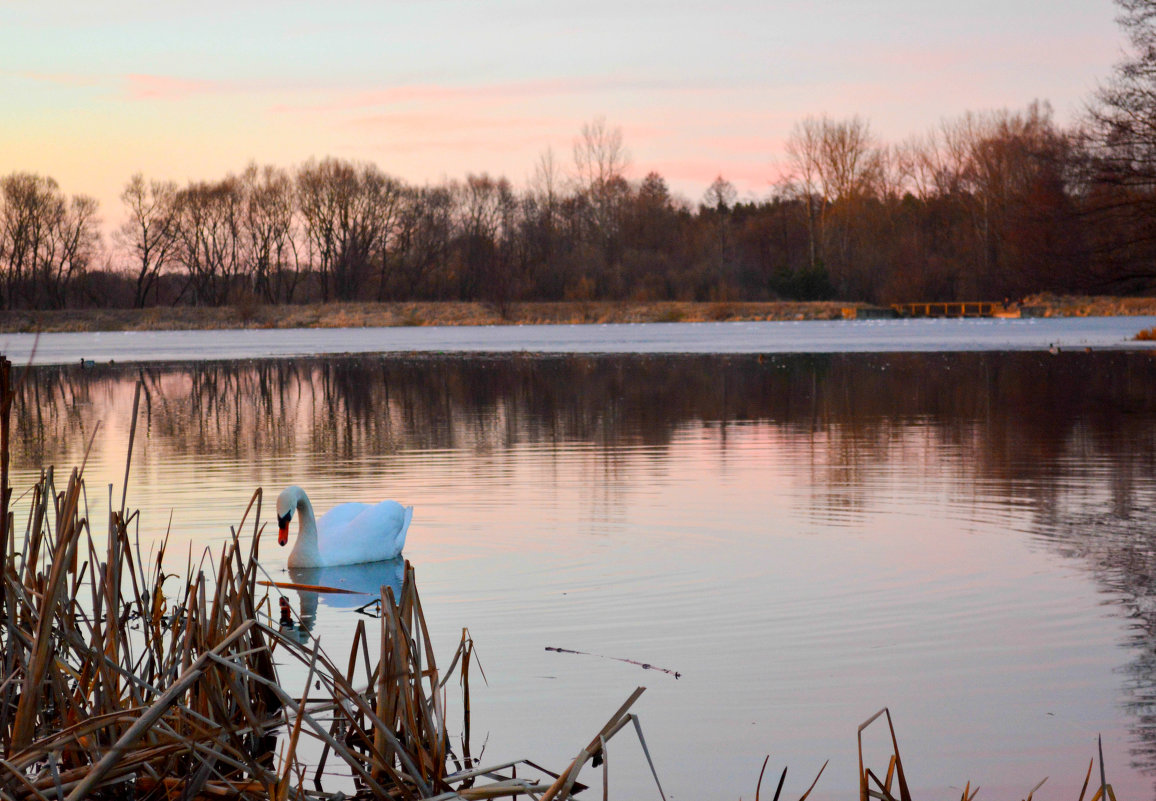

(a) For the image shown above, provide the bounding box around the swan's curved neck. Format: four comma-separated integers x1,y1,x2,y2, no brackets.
291,489,320,562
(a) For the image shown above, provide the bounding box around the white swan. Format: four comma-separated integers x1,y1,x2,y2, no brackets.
276,485,414,568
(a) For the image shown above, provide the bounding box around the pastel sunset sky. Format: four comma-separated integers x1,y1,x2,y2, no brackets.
1,0,1123,225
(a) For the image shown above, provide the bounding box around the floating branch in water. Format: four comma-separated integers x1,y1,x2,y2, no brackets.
258,579,368,594
545,646,682,678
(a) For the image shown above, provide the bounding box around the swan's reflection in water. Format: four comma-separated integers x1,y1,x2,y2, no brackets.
278,556,406,641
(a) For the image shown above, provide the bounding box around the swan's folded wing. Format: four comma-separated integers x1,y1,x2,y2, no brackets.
317,502,370,530
353,500,410,539
320,500,412,565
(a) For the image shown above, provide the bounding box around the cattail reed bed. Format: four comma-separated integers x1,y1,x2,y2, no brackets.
0,357,663,801
0,465,471,801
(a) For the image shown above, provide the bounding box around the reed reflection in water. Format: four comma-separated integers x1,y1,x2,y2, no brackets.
9,352,1156,800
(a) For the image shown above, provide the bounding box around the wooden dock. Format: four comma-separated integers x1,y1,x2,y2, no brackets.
891,301,1019,319
842,302,1030,320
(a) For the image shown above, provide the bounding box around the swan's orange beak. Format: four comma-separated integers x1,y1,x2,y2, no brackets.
278,524,288,546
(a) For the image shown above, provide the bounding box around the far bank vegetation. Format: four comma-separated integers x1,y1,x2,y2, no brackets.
2,0,1156,315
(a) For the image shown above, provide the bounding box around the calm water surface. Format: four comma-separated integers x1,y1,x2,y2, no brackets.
10,352,1156,800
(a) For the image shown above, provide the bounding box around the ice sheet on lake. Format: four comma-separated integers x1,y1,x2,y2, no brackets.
3,316,1156,365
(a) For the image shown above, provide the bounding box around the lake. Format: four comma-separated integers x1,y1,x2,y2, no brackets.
7,324,1156,800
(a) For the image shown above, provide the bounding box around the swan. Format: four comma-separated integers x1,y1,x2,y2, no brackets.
276,486,414,568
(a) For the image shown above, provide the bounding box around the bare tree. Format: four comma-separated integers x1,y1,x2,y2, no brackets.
240,164,301,302
449,173,519,303
117,173,178,307
820,115,878,202
787,116,879,291
1091,0,1156,189
0,173,58,308
896,132,956,202
530,147,563,243
573,117,628,195
371,174,404,302
45,195,99,308
1085,0,1156,289
0,173,100,309
938,102,1070,295
172,177,244,306
785,117,825,269
572,117,630,249
703,175,737,211
394,185,453,298
296,158,400,302
532,148,563,214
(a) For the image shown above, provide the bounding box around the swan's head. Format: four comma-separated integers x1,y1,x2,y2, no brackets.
277,510,292,546
276,486,300,547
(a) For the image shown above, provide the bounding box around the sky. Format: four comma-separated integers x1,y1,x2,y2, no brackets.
0,0,1125,229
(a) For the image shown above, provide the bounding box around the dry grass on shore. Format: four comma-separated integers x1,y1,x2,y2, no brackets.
0,300,850,334
1019,292,1156,318
3,295,1156,335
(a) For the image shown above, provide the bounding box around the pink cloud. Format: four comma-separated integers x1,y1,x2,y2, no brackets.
125,74,225,101
10,70,103,88
367,132,559,158
348,111,562,133
865,31,1115,75
344,111,572,162
689,134,790,157
269,76,691,116
642,158,780,192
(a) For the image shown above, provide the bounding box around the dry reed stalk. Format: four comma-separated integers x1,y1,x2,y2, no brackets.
858,708,911,801
855,708,1115,801
0,357,12,591
539,687,647,801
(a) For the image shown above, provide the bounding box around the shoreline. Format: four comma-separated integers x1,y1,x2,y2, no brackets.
5,315,1155,368
3,295,1156,334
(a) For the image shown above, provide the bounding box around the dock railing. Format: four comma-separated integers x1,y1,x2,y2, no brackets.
889,301,1027,318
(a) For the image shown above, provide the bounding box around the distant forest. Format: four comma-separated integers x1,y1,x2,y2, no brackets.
3,1,1155,311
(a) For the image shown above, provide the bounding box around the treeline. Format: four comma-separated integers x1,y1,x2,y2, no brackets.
1,2,1154,310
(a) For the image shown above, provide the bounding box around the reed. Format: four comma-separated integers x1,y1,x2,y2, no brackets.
852,707,1116,801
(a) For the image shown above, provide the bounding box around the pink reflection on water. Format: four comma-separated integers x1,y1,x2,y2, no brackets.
7,354,1156,799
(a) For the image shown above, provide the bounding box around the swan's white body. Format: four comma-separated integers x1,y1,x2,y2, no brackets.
276,486,413,568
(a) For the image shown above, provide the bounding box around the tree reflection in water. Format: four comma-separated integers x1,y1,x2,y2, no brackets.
11,350,1156,775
